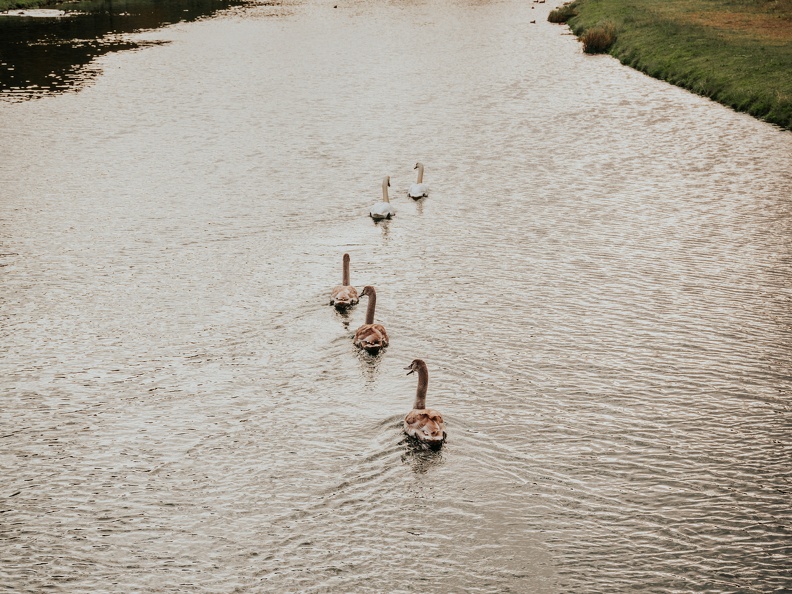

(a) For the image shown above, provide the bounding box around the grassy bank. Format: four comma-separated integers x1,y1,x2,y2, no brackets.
551,0,792,130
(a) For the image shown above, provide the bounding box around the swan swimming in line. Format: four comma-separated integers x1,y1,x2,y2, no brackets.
404,359,445,449
353,286,389,353
408,162,429,199
330,253,359,309
370,176,396,220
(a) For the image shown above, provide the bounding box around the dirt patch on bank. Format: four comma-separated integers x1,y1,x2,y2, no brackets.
683,10,792,41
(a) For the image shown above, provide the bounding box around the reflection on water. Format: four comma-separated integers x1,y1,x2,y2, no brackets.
373,217,393,241
1,0,791,590
0,0,247,99
332,305,353,329
400,436,445,473
355,346,385,384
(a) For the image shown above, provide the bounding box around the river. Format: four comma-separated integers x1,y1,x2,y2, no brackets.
1,0,791,591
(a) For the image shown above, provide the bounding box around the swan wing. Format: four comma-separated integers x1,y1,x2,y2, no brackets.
408,183,428,198
369,202,396,219
404,409,445,442
353,323,389,349
331,285,359,306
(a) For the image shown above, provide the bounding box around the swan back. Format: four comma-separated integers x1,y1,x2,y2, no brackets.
370,202,396,219
408,183,429,199
331,285,358,308
353,323,389,352
404,409,445,445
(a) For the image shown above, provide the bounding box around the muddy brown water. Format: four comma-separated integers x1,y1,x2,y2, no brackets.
1,0,791,591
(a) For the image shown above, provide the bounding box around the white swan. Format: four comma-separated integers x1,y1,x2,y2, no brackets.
330,253,359,309
370,176,396,220
408,162,429,199
404,359,445,448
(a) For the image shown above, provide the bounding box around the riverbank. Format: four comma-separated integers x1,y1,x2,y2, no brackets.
551,0,792,130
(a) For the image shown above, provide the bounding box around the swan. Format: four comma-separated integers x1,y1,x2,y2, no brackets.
408,162,429,199
353,286,389,353
370,176,396,220
330,253,359,309
404,359,445,448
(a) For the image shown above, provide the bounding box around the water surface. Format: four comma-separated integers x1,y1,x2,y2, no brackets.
1,0,791,591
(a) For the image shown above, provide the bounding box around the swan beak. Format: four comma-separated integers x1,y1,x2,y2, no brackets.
405,366,415,375
413,164,418,169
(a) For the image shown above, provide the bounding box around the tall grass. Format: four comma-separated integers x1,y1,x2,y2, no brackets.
581,22,617,53
548,2,577,23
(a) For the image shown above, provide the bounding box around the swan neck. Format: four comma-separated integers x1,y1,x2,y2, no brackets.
382,178,390,203
342,255,350,286
414,364,428,409
416,165,424,184
365,290,376,325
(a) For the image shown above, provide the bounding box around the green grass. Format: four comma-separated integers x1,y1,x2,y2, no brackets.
552,0,792,130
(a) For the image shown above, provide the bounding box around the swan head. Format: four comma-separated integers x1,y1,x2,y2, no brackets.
382,175,390,187
405,358,426,375
414,162,423,170
361,285,376,298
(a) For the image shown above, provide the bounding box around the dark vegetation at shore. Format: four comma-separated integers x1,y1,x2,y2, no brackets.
0,0,50,10
550,0,792,130
580,21,617,53
548,2,577,23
